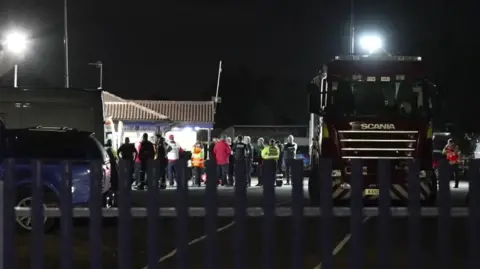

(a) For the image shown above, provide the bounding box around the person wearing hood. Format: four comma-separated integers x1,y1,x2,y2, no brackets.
166,134,183,187
243,136,254,187
283,135,297,185
213,135,232,186
255,137,266,186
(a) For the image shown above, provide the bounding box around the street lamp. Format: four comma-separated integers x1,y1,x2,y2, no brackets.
88,61,103,89
359,35,383,54
3,31,28,88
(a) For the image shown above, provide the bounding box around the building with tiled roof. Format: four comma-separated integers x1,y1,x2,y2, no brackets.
133,100,215,129
103,92,169,122
102,92,170,146
102,92,215,148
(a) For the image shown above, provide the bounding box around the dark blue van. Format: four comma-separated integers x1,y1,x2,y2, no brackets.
0,126,112,233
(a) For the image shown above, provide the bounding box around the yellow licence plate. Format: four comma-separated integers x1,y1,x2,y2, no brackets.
364,189,379,196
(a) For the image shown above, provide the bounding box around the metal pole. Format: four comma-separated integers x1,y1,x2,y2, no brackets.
99,62,103,89
214,60,222,112
350,0,355,54
64,0,70,88
13,64,18,88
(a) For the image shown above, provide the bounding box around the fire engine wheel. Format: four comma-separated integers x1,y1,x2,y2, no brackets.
15,187,58,234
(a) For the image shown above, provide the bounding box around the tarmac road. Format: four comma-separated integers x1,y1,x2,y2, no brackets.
14,179,471,269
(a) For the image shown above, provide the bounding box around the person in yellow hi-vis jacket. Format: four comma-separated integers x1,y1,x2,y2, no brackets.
191,141,205,187
261,139,280,185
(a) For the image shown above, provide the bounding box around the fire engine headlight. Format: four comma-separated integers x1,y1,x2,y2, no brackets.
332,170,342,177
419,170,426,178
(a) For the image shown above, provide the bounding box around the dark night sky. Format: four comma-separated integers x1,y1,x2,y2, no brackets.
0,0,477,126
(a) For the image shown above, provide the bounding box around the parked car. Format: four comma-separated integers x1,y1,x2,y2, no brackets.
0,126,113,233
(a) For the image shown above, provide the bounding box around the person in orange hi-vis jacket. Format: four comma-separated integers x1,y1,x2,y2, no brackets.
191,141,205,187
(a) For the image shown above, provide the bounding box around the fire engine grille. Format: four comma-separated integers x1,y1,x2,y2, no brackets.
337,130,418,159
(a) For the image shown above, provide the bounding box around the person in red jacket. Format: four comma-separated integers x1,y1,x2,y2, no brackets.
214,135,232,186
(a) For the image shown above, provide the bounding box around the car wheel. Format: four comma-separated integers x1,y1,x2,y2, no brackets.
16,187,58,234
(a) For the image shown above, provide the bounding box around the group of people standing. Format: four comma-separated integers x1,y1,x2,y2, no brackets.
105,132,299,190
209,134,298,187
108,133,185,190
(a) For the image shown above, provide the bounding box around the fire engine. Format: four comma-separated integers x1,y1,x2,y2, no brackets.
307,54,437,205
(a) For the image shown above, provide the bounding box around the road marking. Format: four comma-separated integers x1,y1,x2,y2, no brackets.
313,216,370,269
143,202,287,269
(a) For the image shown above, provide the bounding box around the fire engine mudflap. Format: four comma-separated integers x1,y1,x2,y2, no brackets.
309,160,437,206
335,160,436,205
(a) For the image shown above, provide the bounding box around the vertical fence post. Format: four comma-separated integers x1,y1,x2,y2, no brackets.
320,158,333,269
118,159,132,269
437,159,452,269
262,159,276,269
2,159,15,269
175,159,189,269
408,160,421,269
291,159,304,269
0,171,3,269
349,159,363,269
31,160,44,269
89,160,103,269
205,159,219,269
468,159,480,269
378,159,391,269
60,161,73,269
234,159,247,269
147,159,160,269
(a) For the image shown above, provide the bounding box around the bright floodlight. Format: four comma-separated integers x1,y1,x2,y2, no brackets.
359,35,383,53
4,32,28,54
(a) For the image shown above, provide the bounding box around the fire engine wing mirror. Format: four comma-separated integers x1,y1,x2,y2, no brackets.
307,83,323,115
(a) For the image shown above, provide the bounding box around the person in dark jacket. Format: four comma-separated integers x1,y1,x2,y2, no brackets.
209,138,218,161
136,133,155,190
255,137,266,186
105,139,119,191
244,136,253,187
275,140,284,175
232,135,249,186
117,137,138,185
156,135,167,188
227,137,235,184
283,135,297,185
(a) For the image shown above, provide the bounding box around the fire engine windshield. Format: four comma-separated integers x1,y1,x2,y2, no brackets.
331,80,429,117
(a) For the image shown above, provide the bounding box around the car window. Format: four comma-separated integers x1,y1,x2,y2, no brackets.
4,131,103,160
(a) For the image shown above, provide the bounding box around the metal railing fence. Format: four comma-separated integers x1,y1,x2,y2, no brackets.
0,158,479,269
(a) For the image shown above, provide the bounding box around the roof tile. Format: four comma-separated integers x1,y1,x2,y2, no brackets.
104,102,169,121
134,100,215,123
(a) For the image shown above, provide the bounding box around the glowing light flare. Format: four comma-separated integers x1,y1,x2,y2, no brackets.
359,35,383,53
3,32,28,54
